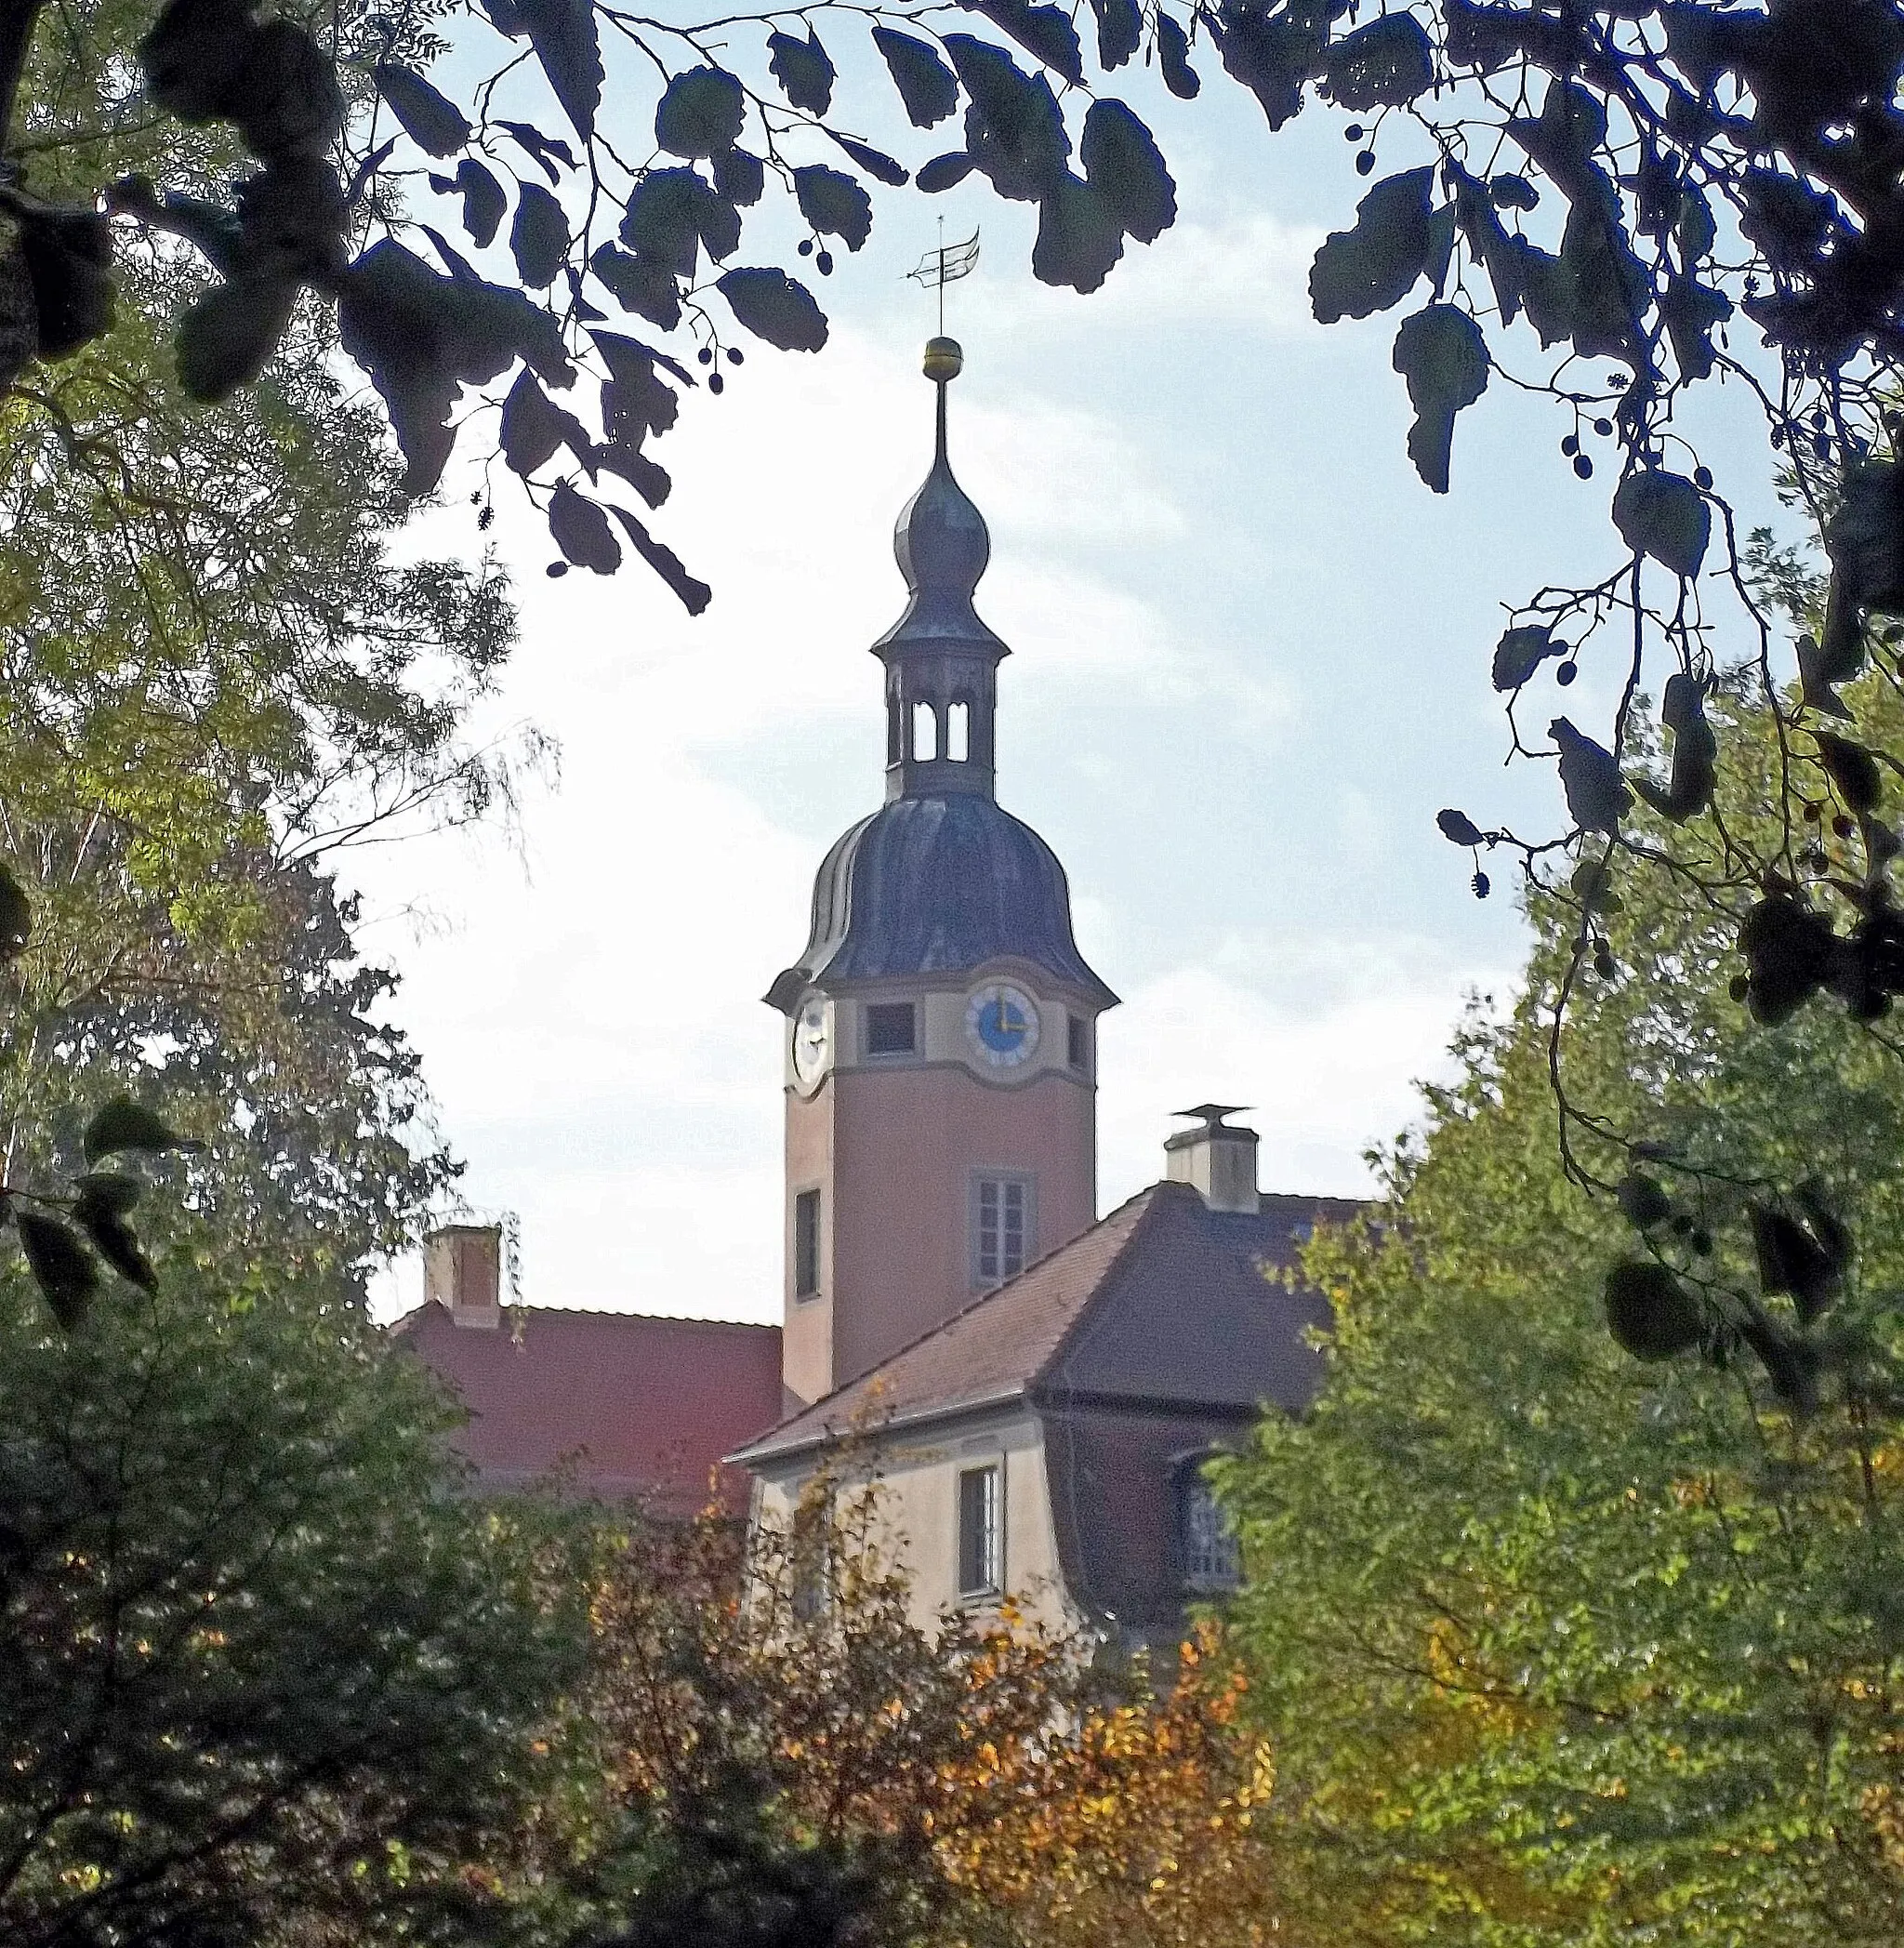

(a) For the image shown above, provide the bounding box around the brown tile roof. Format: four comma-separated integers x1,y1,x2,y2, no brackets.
733,1181,1363,1466
394,1304,784,1512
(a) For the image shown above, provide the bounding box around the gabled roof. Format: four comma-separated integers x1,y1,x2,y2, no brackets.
732,1181,1362,1468
395,1304,784,1512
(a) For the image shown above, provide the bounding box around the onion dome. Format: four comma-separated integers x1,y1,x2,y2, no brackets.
764,795,1117,1012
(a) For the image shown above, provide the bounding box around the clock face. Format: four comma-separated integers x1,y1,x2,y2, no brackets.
965,983,1040,1068
791,998,829,1086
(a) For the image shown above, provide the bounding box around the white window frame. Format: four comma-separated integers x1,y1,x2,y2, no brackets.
970,1171,1036,1291
956,1459,1003,1600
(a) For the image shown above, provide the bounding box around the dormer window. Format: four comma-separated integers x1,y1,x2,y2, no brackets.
866,1001,917,1055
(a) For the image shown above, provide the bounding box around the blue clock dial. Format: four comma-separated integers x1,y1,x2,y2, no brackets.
964,983,1040,1068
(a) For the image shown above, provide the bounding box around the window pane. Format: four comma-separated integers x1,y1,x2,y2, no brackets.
794,1189,820,1298
959,1464,998,1596
866,1001,916,1054
1183,1476,1241,1589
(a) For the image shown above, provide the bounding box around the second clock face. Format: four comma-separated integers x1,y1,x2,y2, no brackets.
791,999,829,1086
965,983,1040,1068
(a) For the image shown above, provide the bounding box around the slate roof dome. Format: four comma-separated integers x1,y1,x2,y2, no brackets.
764,794,1117,1011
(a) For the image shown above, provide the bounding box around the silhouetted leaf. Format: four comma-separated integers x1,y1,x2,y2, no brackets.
1090,0,1143,69
548,480,620,573
593,437,670,508
1604,1259,1702,1360
873,28,959,127
829,135,908,186
1749,1202,1843,1323
1738,894,1838,1026
73,1196,155,1292
85,1095,197,1164
501,368,586,474
1634,674,1717,823
918,153,975,193
593,330,685,433
1660,272,1731,380
1551,716,1631,834
1214,1,1326,127
1492,623,1558,691
0,864,29,958
1392,303,1488,493
1559,203,1646,362
1612,470,1710,577
1826,459,1904,611
1739,1312,1820,1411
1816,732,1884,815
717,267,828,351
969,0,1084,84
1323,14,1433,109
621,169,737,276
793,166,872,250
590,245,681,327
945,36,1070,199
1616,1174,1673,1229
72,1172,141,1217
509,181,569,286
442,158,506,246
229,20,347,164
1156,12,1200,98
1032,174,1123,292
1079,100,1175,244
655,66,746,159
768,29,835,114
1436,808,1484,846
712,146,766,205
17,1211,99,1332
515,0,602,138
1310,166,1433,323
140,0,258,122
496,118,574,183
16,203,114,359
374,63,470,155
176,276,297,402
610,505,712,613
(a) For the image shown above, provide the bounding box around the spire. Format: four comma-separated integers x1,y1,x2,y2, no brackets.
872,339,1010,802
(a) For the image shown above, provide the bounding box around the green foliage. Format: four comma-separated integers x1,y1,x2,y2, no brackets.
1217,687,1904,1945
0,1261,582,1948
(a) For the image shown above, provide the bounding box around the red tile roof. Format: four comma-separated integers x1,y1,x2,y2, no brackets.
394,1304,784,1512
734,1181,1363,1466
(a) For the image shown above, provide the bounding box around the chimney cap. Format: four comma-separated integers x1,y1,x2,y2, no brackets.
1172,1103,1251,1129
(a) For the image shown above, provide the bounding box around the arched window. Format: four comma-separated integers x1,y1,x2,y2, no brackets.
1178,1463,1241,1591
945,698,971,762
911,700,938,762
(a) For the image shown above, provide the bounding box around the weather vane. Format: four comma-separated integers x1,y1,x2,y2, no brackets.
906,222,980,334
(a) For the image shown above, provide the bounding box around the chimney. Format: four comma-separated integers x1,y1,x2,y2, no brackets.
425,1224,503,1329
1164,1105,1260,1214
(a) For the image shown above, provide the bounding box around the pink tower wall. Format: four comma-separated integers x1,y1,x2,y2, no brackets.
782,1065,1096,1405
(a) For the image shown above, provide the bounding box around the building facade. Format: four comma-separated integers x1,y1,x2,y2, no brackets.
401,339,1360,1646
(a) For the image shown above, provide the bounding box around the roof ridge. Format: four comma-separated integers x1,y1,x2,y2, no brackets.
1030,1178,1194,1391
393,1300,780,1332
743,1182,1168,1446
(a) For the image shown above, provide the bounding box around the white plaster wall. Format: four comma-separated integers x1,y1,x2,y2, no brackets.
752,1405,1076,1637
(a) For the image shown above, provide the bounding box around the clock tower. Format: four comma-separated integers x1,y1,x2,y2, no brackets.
765,338,1117,1409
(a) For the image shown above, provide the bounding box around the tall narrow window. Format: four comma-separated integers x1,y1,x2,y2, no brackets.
911,700,938,761
972,1175,1033,1289
794,1188,821,1299
958,1463,1000,1597
1066,1012,1088,1070
945,699,970,762
1181,1471,1242,1590
866,1001,917,1055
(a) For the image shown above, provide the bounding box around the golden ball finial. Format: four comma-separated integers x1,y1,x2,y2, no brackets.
923,336,964,382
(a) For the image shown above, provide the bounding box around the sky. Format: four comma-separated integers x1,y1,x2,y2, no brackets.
356,57,1792,1322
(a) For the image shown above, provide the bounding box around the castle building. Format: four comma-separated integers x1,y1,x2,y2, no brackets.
399,340,1357,1643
